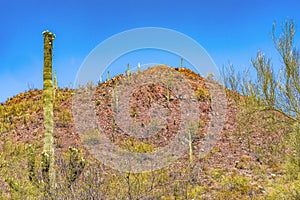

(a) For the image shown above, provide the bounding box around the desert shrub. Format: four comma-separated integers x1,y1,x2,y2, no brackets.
196,86,209,101
119,137,155,153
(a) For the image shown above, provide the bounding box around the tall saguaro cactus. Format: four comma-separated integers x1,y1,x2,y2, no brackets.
42,30,56,193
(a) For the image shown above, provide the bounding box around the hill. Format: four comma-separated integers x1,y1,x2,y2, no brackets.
0,65,298,199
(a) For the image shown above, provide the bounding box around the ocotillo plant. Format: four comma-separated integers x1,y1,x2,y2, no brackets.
42,30,56,194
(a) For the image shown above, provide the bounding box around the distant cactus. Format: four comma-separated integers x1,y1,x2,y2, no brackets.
127,63,130,75
126,63,131,83
106,71,110,82
165,72,173,108
111,119,115,142
165,89,170,108
180,58,183,68
138,63,141,73
187,122,197,165
113,87,119,113
27,145,37,183
42,30,56,194
67,147,85,188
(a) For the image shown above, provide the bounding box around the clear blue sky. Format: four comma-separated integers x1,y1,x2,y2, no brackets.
1,0,300,103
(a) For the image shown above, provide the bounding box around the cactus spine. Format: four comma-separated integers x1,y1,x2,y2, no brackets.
42,30,56,194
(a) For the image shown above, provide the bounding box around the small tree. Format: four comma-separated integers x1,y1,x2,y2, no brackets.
222,19,300,171
272,20,300,120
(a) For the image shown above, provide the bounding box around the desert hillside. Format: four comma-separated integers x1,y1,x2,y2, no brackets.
0,65,298,199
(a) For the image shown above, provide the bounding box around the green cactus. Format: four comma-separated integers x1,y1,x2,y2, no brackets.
67,147,85,188
114,87,119,113
188,128,193,165
27,145,37,184
137,63,141,73
41,152,50,192
187,122,197,165
133,112,137,134
180,57,183,68
53,70,58,90
165,72,173,108
126,63,131,83
111,119,115,142
42,30,56,194
106,71,110,82
165,89,170,108
127,63,130,75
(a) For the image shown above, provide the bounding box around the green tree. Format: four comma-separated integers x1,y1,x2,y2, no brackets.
222,19,300,191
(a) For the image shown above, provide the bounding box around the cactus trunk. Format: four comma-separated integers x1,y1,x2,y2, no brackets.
42,30,56,194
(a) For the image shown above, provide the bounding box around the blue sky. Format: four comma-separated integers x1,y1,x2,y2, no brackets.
1,0,300,102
